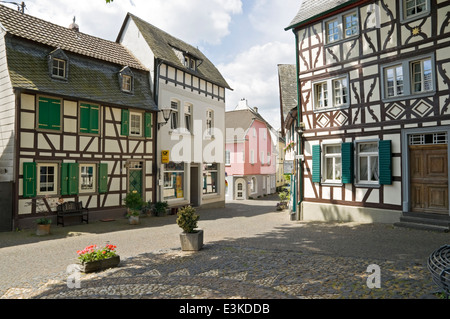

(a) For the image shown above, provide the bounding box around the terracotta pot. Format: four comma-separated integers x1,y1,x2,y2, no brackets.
36,224,51,236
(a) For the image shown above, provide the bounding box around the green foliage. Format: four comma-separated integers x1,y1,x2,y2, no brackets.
36,218,52,225
149,201,169,216
124,191,144,216
176,206,199,233
77,244,117,263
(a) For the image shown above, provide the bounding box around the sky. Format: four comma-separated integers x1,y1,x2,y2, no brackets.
3,0,301,130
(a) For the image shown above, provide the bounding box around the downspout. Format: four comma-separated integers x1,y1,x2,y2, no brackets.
154,58,163,202
294,29,303,221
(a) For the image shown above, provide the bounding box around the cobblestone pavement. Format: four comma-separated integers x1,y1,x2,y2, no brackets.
0,196,449,300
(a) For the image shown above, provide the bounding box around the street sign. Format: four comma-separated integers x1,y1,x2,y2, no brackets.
284,161,294,175
162,150,170,164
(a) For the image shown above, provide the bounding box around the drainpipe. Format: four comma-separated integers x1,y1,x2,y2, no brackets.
154,58,163,202
294,29,303,221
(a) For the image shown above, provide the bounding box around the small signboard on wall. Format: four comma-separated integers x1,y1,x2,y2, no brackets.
284,161,294,175
162,150,170,164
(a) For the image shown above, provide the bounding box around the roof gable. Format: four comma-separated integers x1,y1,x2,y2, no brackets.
0,4,146,70
120,13,231,90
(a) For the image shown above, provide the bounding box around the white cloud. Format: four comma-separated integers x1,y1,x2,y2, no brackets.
220,41,295,130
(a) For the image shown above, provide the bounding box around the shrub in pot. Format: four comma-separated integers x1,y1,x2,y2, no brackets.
176,206,203,251
124,191,144,224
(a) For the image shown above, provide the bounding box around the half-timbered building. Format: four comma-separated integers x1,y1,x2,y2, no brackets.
286,0,450,230
0,5,157,230
118,13,232,209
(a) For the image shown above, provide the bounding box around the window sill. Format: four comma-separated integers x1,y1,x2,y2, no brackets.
321,182,343,187
355,183,380,188
314,104,350,113
382,91,435,103
324,34,359,48
400,12,430,24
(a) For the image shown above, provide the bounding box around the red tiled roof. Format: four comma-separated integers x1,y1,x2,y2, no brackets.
0,4,146,70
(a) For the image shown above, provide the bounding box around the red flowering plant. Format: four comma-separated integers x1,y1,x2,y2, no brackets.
77,244,118,263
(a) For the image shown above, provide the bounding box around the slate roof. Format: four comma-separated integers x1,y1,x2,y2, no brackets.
0,4,156,110
0,4,146,70
225,107,273,141
278,64,298,124
286,0,356,30
120,13,232,90
6,38,156,110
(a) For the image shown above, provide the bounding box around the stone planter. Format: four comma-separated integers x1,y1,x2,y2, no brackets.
128,215,140,225
78,256,120,273
36,224,51,236
180,230,203,251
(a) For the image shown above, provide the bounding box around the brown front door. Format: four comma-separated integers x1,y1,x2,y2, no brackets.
410,145,449,215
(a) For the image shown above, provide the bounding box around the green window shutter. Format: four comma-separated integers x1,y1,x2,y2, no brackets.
341,142,354,184
121,109,129,136
379,140,392,185
49,99,61,130
80,104,100,134
68,163,79,195
90,105,100,134
312,145,321,183
145,112,153,138
79,104,90,133
98,163,108,194
23,162,36,198
60,163,70,196
38,97,61,130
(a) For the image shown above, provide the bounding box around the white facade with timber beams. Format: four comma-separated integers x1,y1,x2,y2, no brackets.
286,0,450,226
0,5,157,230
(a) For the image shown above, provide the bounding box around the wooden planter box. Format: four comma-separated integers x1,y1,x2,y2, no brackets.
180,230,204,251
78,256,120,273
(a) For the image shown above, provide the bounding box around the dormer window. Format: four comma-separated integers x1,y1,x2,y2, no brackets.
184,55,197,71
48,48,69,81
119,66,134,94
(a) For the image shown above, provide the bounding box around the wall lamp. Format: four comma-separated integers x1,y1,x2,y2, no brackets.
158,107,173,130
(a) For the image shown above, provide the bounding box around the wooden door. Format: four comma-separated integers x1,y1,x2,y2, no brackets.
410,145,448,215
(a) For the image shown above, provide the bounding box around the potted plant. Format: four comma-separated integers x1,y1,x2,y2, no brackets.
176,205,203,251
36,217,52,236
151,201,169,217
76,244,120,273
276,191,289,211
124,191,144,225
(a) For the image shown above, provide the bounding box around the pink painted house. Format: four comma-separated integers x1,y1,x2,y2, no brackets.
225,100,277,200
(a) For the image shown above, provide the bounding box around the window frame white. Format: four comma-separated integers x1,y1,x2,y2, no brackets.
206,109,214,137
313,75,350,111
355,141,380,186
323,144,342,184
324,10,359,45
184,103,192,133
37,163,59,196
52,58,66,79
401,0,430,22
380,54,435,102
79,163,97,194
170,100,179,131
129,111,143,137
225,150,231,166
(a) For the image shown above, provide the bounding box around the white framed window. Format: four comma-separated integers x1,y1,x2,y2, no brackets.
184,104,192,133
130,112,143,137
80,164,96,193
206,110,214,136
225,150,231,165
250,150,255,164
122,75,132,92
381,55,435,101
326,19,340,44
385,65,404,98
323,145,342,183
52,58,66,78
170,101,179,130
267,152,271,165
325,11,359,44
37,163,58,195
411,58,433,94
260,152,265,165
403,0,429,20
357,142,379,184
344,12,358,38
314,76,349,111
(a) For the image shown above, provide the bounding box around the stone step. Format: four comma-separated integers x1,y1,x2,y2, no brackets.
400,215,450,228
394,221,449,233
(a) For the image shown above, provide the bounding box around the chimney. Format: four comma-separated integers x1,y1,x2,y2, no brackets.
69,16,79,32
254,107,258,113
236,98,249,110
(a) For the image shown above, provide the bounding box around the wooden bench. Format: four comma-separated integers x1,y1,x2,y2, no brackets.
56,201,89,227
